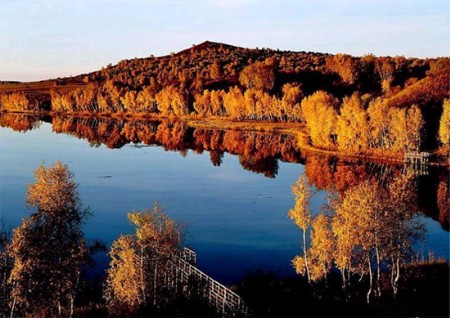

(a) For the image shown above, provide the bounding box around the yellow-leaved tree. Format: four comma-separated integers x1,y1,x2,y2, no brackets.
308,213,334,282
406,104,424,151
439,99,450,147
105,202,183,316
289,174,313,283
301,91,338,148
8,162,89,318
336,93,369,151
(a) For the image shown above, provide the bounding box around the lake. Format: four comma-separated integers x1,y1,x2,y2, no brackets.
0,114,448,284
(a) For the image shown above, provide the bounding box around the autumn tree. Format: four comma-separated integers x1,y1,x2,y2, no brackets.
105,202,183,315
209,59,222,81
51,91,75,113
72,85,98,112
330,176,422,302
281,83,303,121
375,57,395,94
8,162,89,317
121,90,139,112
367,98,391,148
289,174,313,283
439,99,450,146
301,91,339,148
406,104,424,151
155,86,188,116
0,92,31,112
336,93,369,151
239,58,276,92
388,107,408,151
308,213,334,282
223,86,246,119
96,80,123,113
333,181,387,302
194,90,212,117
210,89,224,116
326,54,360,85
136,86,157,113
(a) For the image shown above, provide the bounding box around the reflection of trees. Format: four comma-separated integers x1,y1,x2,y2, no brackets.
2,114,448,227
437,178,449,231
194,128,301,177
0,113,41,132
303,152,450,230
239,156,278,178
8,114,301,177
289,172,426,303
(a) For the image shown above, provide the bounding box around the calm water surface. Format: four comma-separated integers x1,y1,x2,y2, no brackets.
0,118,448,283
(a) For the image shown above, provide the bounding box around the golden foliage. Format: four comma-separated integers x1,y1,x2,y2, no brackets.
326,54,360,85
439,99,450,146
288,174,312,230
105,202,182,315
308,214,334,281
0,92,31,111
8,162,88,317
301,91,338,147
239,58,276,91
336,93,369,151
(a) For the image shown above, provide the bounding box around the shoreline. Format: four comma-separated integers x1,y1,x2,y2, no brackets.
1,109,449,167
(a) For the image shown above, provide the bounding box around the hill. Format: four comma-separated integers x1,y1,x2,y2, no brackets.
0,40,447,106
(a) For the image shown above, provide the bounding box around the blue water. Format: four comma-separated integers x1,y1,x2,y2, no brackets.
0,121,448,283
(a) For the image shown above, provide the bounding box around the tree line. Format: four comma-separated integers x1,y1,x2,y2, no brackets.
0,42,448,155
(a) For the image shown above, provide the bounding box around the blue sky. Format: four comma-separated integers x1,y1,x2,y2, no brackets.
1,0,449,81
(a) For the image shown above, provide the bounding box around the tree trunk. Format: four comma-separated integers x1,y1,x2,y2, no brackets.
302,229,311,283
375,245,381,297
367,256,373,304
9,297,16,318
153,260,158,306
393,257,400,297
69,295,74,318
140,248,146,302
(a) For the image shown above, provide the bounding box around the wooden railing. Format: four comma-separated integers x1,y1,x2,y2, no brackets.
404,151,430,175
404,151,430,165
170,247,248,316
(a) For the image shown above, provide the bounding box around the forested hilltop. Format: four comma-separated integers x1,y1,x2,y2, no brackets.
0,41,449,158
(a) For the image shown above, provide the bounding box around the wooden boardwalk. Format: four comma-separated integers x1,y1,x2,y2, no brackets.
404,151,430,175
169,248,248,316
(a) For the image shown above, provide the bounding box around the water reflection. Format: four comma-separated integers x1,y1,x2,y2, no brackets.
302,152,449,231
50,115,303,178
0,112,41,132
0,112,448,231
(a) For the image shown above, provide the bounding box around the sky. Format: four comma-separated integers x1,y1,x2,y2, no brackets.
1,0,449,82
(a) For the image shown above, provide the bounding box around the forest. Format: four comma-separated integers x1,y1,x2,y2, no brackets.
0,41,449,160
